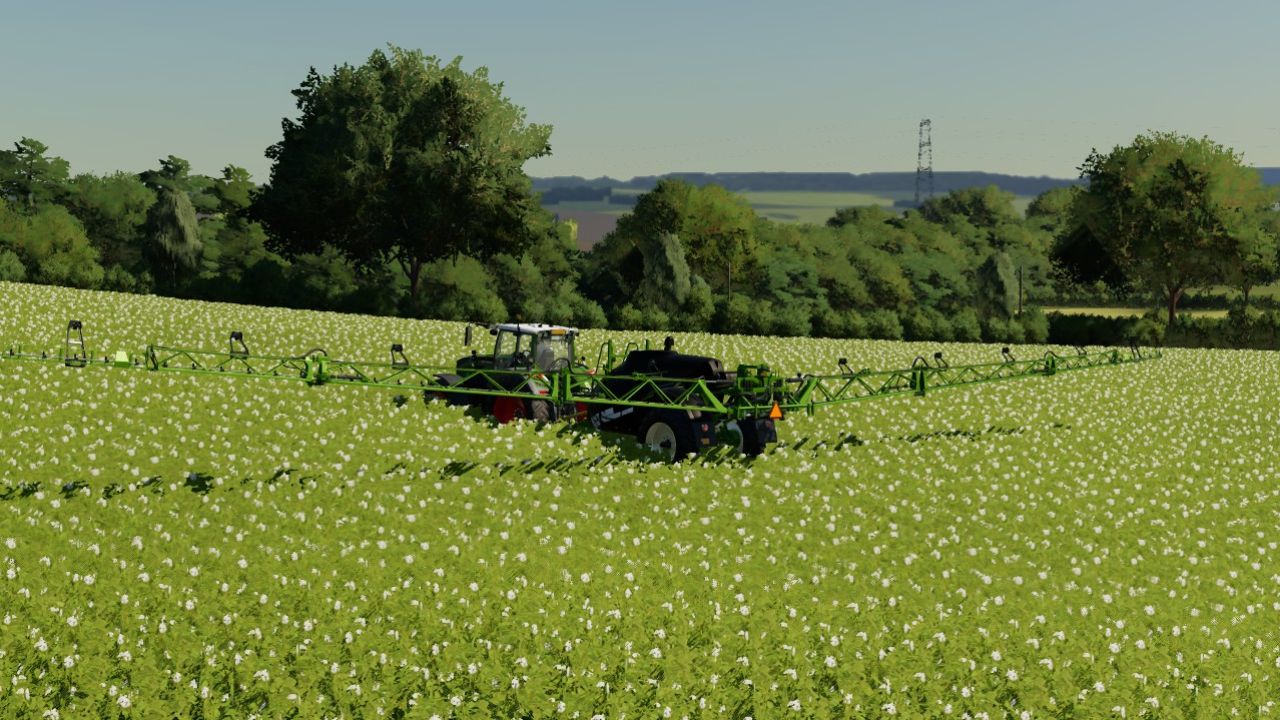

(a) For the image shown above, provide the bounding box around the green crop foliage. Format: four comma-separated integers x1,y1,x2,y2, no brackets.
2,280,1278,718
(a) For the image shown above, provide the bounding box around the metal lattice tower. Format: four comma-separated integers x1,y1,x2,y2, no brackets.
915,118,933,206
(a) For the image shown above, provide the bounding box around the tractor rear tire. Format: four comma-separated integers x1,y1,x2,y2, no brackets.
491,396,527,423
637,410,698,462
528,399,552,422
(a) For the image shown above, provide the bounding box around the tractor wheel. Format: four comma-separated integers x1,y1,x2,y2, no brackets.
637,410,698,462
528,399,552,422
425,373,464,406
491,396,527,423
740,424,766,457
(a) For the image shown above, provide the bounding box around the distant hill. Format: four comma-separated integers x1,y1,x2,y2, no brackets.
539,169,1280,249
533,171,1079,196
534,168,1280,195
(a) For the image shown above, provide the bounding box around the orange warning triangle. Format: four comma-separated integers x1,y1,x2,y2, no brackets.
768,401,784,420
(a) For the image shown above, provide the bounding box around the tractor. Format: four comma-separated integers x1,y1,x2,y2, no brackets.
430,323,779,460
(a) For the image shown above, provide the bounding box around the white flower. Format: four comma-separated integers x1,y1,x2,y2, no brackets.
824,656,837,668
883,702,897,715
788,699,802,711
4,538,14,550
117,695,132,709
450,696,462,707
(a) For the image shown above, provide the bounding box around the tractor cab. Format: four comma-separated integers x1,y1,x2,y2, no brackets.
459,323,579,373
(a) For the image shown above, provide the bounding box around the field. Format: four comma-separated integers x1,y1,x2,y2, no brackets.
3,281,1280,718
1045,307,1230,320
544,191,1039,246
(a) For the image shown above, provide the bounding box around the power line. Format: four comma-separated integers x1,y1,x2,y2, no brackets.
915,118,934,206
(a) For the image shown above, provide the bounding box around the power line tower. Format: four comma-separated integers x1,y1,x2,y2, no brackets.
914,118,934,207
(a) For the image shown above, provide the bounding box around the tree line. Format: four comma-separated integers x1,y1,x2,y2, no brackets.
2,46,1276,347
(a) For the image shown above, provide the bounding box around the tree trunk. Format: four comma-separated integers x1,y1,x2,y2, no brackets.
1166,285,1184,326
407,257,423,299
1243,284,1252,311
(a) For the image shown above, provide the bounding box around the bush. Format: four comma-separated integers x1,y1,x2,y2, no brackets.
1020,307,1050,344
102,265,141,292
902,309,935,341
714,293,755,335
983,317,1025,343
866,309,903,340
412,256,507,323
951,309,982,342
768,302,812,337
1126,311,1166,346
0,249,26,282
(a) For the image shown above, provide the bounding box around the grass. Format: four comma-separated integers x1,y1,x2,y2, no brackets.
1045,306,1228,319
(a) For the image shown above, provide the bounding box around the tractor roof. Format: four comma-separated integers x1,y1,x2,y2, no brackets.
491,323,578,336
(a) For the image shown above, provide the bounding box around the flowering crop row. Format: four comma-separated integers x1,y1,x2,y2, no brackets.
3,281,1279,718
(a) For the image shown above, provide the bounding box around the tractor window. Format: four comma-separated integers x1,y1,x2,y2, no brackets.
494,331,526,368
533,333,572,371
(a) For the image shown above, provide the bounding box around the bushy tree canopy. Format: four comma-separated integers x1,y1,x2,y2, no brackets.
1066,132,1275,324
252,46,553,299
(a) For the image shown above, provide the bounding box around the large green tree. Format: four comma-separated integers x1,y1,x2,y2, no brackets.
252,46,553,300
0,138,70,210
1068,132,1275,325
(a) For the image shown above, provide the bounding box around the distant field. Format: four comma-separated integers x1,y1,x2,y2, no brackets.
545,189,1039,246
738,191,897,223
1046,306,1229,319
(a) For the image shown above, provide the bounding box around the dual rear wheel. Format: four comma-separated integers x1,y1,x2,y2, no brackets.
638,410,698,462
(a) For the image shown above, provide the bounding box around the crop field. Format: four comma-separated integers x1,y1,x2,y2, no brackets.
3,281,1280,718
1045,307,1229,320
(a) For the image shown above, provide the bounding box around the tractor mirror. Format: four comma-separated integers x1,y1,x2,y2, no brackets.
464,325,473,346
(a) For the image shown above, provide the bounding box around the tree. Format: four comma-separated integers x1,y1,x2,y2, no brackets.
1224,210,1278,308
920,185,1020,231
680,185,756,293
0,138,70,210
252,46,552,301
637,231,692,311
0,200,104,288
206,166,277,284
65,172,156,270
1069,132,1275,325
1025,186,1078,234
141,157,202,290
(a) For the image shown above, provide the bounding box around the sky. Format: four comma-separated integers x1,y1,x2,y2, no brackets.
2,0,1277,182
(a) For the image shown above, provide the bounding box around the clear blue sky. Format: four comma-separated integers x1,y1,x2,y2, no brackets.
2,0,1276,181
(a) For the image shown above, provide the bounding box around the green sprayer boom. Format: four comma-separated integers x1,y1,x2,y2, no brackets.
3,320,1162,461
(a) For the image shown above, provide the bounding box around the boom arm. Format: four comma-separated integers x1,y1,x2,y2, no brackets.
4,322,1161,424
